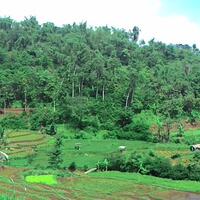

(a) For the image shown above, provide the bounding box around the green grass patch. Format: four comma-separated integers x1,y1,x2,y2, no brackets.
90,171,200,193
25,175,57,185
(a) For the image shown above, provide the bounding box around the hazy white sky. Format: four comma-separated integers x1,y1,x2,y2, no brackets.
0,0,200,47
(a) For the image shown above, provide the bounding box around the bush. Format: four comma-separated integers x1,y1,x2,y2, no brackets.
103,150,200,181
107,153,126,171
96,159,109,171
83,165,89,171
103,130,118,139
187,163,200,181
171,153,181,159
188,110,200,125
125,152,143,173
170,164,188,180
74,130,93,139
68,162,76,172
0,125,4,139
0,114,28,129
142,154,172,178
79,115,100,130
122,111,157,141
30,106,59,130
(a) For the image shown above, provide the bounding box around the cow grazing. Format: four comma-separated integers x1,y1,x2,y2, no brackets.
119,146,126,152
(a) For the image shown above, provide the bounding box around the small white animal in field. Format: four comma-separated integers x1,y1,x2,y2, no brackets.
118,146,126,152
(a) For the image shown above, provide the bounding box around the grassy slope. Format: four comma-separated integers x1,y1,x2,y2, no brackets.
1,128,200,199
1,168,200,200
33,139,190,168
4,128,197,168
90,171,200,193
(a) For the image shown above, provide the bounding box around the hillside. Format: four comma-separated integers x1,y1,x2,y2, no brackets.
0,16,200,200
0,129,200,200
0,17,200,134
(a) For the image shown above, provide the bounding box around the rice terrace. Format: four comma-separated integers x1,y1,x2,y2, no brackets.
1,7,200,199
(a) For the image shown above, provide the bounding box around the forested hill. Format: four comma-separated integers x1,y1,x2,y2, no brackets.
0,16,200,132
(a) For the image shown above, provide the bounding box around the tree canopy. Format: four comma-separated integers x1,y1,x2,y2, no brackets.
0,16,200,131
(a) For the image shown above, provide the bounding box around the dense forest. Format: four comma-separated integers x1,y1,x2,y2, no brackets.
0,16,200,139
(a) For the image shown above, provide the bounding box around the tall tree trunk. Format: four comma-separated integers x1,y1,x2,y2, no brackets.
96,87,98,99
125,90,130,109
125,78,136,108
24,89,27,112
72,81,75,98
102,85,105,101
72,67,76,98
53,100,56,112
3,100,6,114
78,81,82,96
81,79,84,96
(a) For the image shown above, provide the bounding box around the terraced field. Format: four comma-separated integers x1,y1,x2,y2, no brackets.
1,168,200,200
0,129,200,199
0,130,53,165
1,130,195,168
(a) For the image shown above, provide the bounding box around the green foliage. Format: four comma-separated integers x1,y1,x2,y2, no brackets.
0,115,28,129
29,107,58,130
48,137,63,169
121,111,157,141
104,150,200,181
68,161,76,172
0,125,4,139
0,195,21,200
0,16,199,135
188,110,200,125
107,153,126,171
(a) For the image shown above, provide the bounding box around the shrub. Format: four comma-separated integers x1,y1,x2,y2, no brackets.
187,163,200,181
48,137,63,169
188,110,200,125
0,114,28,129
0,125,4,139
143,155,172,178
107,153,126,171
125,152,143,173
83,165,89,172
171,153,181,159
74,130,93,139
170,164,188,180
122,111,157,141
103,130,118,139
68,162,76,172
79,115,100,130
30,106,59,130
96,159,108,171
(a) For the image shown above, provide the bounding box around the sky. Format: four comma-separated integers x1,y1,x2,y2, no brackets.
0,0,200,47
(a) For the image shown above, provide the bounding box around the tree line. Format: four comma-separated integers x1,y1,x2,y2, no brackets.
0,16,200,133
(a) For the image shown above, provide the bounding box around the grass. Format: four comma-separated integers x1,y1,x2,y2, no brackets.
171,129,200,144
0,195,22,200
183,129,200,144
0,128,200,199
8,137,191,169
2,128,194,170
56,124,77,138
90,171,200,193
2,169,200,200
25,175,57,185
31,138,191,168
